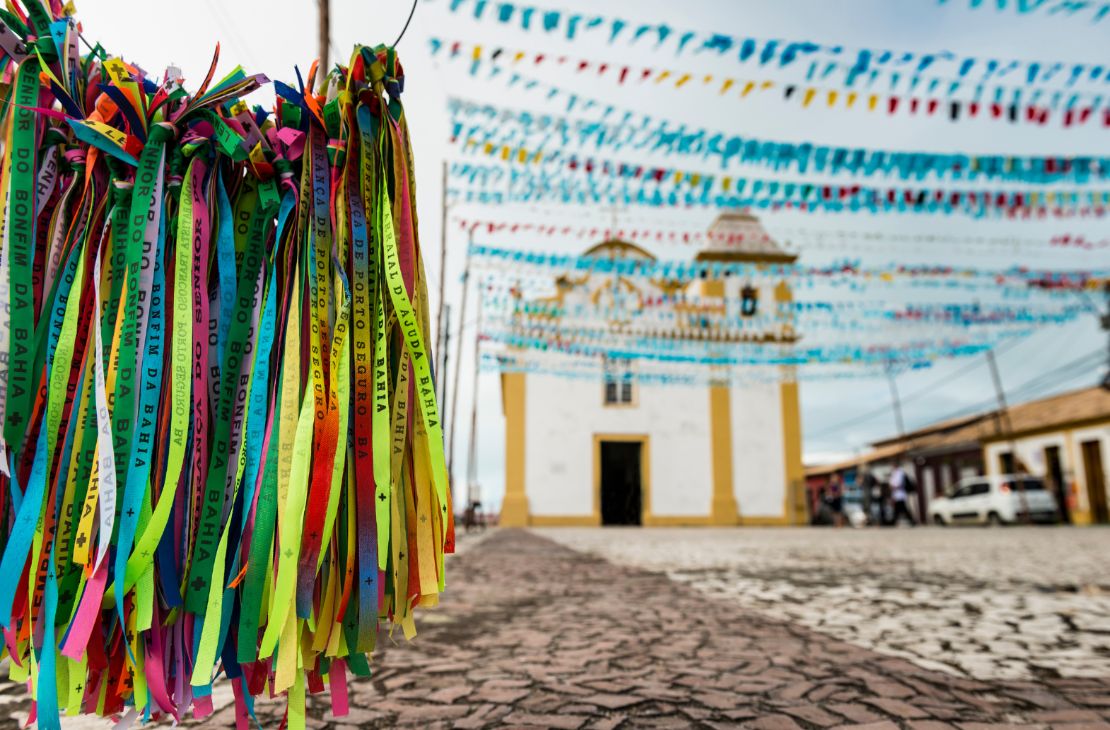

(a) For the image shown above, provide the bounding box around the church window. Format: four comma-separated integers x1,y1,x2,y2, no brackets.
603,358,635,406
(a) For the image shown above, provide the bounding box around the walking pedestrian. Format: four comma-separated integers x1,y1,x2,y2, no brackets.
828,474,845,528
860,466,878,526
889,464,917,526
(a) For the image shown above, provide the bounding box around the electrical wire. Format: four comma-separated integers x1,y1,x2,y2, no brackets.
806,336,1026,439
393,0,418,47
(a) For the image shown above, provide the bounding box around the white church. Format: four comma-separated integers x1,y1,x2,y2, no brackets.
499,213,807,527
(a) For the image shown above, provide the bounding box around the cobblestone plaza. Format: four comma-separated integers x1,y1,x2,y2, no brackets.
9,527,1107,729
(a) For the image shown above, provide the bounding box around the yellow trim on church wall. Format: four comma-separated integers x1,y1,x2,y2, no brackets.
738,515,793,526
500,372,530,526
529,515,599,527
780,377,806,525
708,385,740,525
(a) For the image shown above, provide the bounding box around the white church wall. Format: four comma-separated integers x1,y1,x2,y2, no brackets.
730,381,786,517
524,373,713,518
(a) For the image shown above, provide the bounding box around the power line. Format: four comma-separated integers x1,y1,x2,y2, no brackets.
807,336,1025,439
393,0,418,47
913,348,1103,428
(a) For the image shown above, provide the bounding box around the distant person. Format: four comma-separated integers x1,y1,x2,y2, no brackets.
827,474,845,528
878,480,892,525
889,465,916,526
464,500,484,533
859,467,878,526
812,486,830,526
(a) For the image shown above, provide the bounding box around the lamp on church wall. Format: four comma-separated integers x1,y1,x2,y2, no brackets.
740,284,759,317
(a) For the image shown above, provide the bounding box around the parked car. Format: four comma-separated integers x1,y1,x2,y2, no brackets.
930,474,1059,526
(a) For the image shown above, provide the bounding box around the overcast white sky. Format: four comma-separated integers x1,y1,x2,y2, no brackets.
76,0,1109,510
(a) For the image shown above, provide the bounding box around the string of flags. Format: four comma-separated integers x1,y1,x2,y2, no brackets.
468,243,1110,291
937,0,1110,23
450,216,1105,252
448,97,1110,183
485,296,1087,329
449,163,1110,219
0,4,449,728
431,39,1110,127
480,326,1021,368
437,0,1110,84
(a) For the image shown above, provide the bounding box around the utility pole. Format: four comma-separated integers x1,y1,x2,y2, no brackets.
886,367,906,436
986,349,1011,436
1101,281,1110,391
986,348,1029,521
447,230,473,487
317,0,329,83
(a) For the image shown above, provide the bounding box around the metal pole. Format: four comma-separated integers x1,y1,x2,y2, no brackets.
886,368,905,437
447,231,473,487
317,0,329,84
986,348,1029,521
1101,281,1110,391
465,287,483,506
436,161,449,382
439,304,451,428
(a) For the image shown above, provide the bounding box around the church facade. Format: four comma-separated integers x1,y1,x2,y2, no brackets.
499,213,807,527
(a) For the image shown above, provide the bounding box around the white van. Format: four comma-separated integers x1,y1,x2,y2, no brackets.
930,475,1059,526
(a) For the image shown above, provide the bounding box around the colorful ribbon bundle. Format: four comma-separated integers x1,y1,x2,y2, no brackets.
0,4,450,728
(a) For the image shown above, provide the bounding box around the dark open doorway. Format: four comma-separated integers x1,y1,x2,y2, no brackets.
1044,445,1069,523
600,440,642,526
1081,440,1108,524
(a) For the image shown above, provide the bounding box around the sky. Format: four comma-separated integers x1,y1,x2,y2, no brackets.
76,0,1109,510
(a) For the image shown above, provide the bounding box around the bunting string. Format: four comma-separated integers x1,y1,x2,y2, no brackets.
448,97,1110,183
0,5,449,728
480,326,1024,368
436,0,1110,85
448,165,1110,218
449,216,1108,252
936,0,1110,23
447,149,1110,215
468,243,1109,291
431,39,1110,127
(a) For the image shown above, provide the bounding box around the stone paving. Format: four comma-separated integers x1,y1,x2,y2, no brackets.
540,527,1110,682
6,527,1110,728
